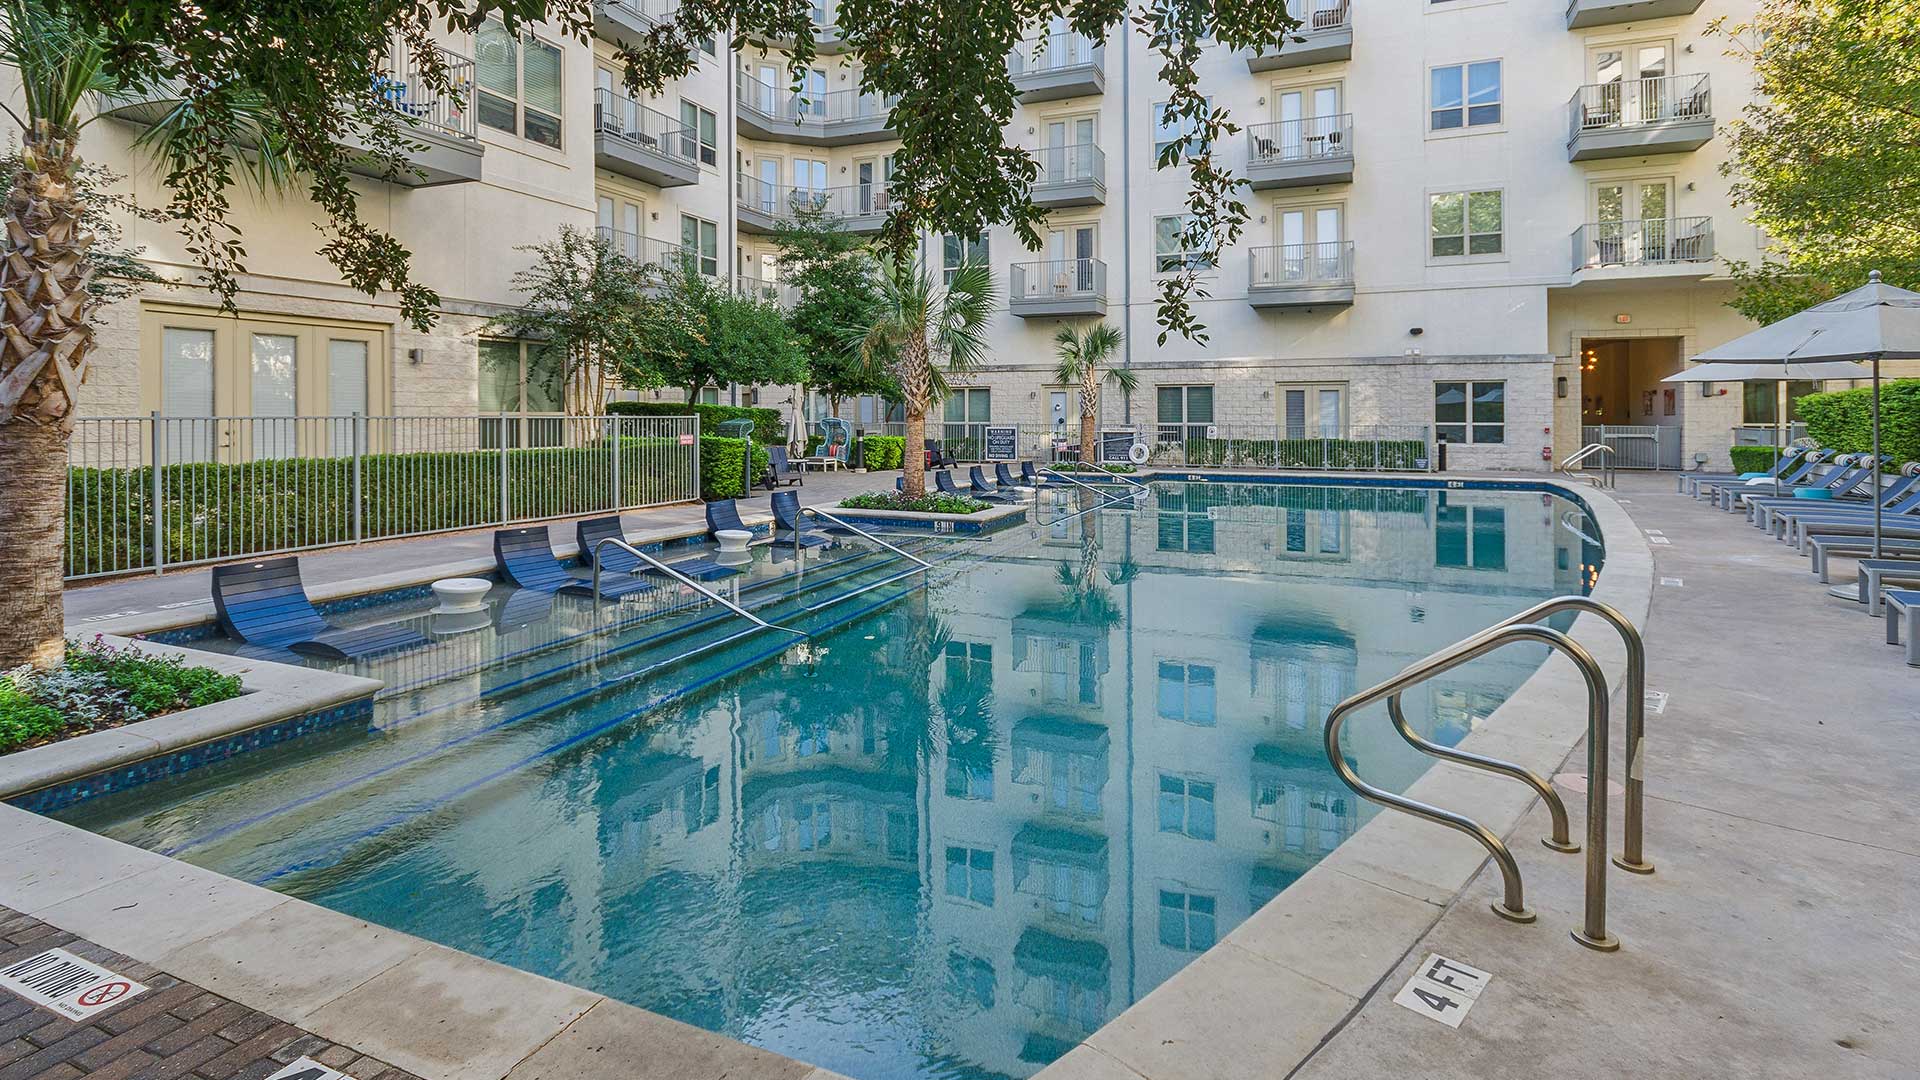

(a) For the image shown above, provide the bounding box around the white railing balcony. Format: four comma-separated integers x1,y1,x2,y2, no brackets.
1566,0,1702,29
1246,0,1353,71
593,88,700,187
1009,258,1107,318
1032,143,1106,207
1247,114,1354,188
594,227,687,271
734,70,893,143
1567,73,1712,160
736,275,801,309
1248,242,1355,309
1008,32,1106,100
1570,216,1715,276
377,43,479,142
735,174,892,233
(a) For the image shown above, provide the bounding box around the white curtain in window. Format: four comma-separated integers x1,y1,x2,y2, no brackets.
160,327,215,464
327,339,369,455
250,333,298,459
522,39,562,115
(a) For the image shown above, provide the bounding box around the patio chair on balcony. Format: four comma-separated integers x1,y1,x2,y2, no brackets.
1669,221,1711,262
211,556,430,661
498,524,655,599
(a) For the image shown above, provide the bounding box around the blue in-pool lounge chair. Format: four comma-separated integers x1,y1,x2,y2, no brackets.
771,490,833,547
968,466,1016,502
498,524,653,599
212,556,429,660
1020,461,1049,485
996,462,1026,489
578,515,737,587
935,471,965,497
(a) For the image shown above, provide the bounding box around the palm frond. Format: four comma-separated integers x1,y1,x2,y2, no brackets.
0,0,115,131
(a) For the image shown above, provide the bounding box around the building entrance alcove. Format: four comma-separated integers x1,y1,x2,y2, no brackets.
1576,336,1685,468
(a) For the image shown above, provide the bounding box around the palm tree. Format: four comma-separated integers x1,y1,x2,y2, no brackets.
1052,322,1135,468
847,258,994,498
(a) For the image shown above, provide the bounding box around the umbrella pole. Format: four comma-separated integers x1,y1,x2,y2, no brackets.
1872,352,1883,561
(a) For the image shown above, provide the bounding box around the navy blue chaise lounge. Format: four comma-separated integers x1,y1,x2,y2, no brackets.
211,557,429,660
771,490,833,547
968,466,1016,502
497,524,653,599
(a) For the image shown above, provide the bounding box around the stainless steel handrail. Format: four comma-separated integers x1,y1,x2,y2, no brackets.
1383,694,1578,854
800,507,935,569
1416,594,1651,874
1559,443,1616,489
1035,467,1140,527
1041,465,1140,509
591,536,808,639
1053,463,1151,492
1559,508,1604,548
1325,622,1620,950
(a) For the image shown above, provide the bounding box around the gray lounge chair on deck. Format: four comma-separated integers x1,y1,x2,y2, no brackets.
1853,559,1920,615
1780,489,1920,549
1720,455,1873,511
1679,448,1815,498
1694,450,1826,501
211,556,430,661
1756,470,1920,535
1809,536,1920,582
1884,590,1920,666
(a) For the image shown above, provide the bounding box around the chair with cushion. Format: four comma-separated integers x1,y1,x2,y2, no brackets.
211,557,429,660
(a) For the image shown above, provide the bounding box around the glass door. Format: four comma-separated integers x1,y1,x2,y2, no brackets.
1592,43,1670,124
755,62,781,115
1044,116,1096,181
856,158,878,214
1279,385,1344,439
793,158,828,213
758,157,781,214
1276,204,1343,281
1591,179,1672,264
248,333,298,460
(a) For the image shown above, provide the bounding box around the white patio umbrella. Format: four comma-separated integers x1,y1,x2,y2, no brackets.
1662,360,1869,483
1673,271,1920,560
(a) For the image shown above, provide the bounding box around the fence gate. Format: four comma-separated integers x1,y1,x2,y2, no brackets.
1580,425,1681,470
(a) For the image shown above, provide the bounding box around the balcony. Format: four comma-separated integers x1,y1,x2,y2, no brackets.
98,43,483,186
737,275,801,309
735,70,893,146
1569,217,1715,284
594,0,678,48
752,15,853,55
1009,258,1107,319
595,227,687,272
1245,0,1352,72
1567,74,1712,161
1248,243,1354,310
594,89,699,188
1566,0,1703,29
1009,32,1105,101
1246,115,1353,189
735,175,891,235
1031,144,1106,208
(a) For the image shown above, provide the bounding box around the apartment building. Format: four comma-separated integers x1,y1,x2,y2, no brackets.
56,0,1821,472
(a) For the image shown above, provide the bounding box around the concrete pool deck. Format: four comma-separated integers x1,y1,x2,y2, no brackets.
7,469,1908,1078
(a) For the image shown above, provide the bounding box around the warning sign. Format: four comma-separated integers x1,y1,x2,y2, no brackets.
265,1057,359,1080
0,948,149,1020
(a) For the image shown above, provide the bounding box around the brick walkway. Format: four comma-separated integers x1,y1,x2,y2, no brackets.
0,909,422,1080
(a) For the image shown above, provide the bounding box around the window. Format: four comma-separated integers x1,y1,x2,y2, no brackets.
941,234,988,284
1430,61,1501,130
1156,384,1213,444
1252,781,1350,854
944,640,993,684
1154,485,1216,554
1278,383,1345,439
1157,774,1216,840
1434,381,1505,444
679,100,718,166
1151,98,1210,159
1743,380,1821,425
480,339,565,447
694,386,721,405
680,214,718,276
1436,498,1508,570
943,388,991,457
1157,889,1216,950
476,20,562,148
945,756,994,800
944,845,995,905
1156,662,1216,725
1153,215,1214,273
1429,191,1503,258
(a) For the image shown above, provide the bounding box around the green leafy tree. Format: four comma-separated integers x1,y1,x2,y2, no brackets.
634,256,808,402
846,260,994,499
1712,0,1920,323
771,206,894,415
1052,322,1135,464
484,226,693,414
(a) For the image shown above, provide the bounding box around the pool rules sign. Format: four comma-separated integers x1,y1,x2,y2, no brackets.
0,948,149,1020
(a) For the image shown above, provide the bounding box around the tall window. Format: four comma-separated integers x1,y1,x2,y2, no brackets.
1430,191,1503,258
1435,381,1505,444
1436,499,1508,570
1157,889,1216,950
1157,774,1217,840
476,20,562,148
944,845,995,906
680,214,718,276
1153,215,1214,273
941,234,988,284
944,388,991,425
1743,380,1821,425
1156,384,1213,444
679,100,718,166
1151,98,1210,159
1156,662,1217,726
1430,61,1502,130
479,339,565,447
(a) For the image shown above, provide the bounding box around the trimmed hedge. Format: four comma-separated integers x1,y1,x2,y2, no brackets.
860,435,905,470
1796,379,1920,465
700,436,770,500
1174,437,1429,471
1728,445,1785,474
65,437,699,577
608,400,785,444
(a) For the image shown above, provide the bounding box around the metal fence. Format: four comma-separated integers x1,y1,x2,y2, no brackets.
870,421,1431,472
1580,424,1682,470
65,413,701,580
1732,423,1810,448
1568,73,1711,140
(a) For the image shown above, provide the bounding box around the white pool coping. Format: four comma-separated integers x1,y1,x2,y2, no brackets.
1,473,1649,1080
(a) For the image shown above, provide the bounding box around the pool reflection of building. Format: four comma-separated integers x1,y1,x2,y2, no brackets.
419,486,1594,1080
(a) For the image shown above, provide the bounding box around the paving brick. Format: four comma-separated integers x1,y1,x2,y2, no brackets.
164,996,227,1024
314,1046,358,1069
0,1042,35,1069
71,1050,156,1080
96,985,205,1037
25,1063,81,1080
266,1036,326,1066
0,935,76,970
218,1061,287,1080
0,1018,61,1052
209,1015,277,1047
192,1023,298,1080
73,1015,185,1071
0,1026,109,1080
0,1006,31,1030
128,1035,236,1080
143,1003,248,1056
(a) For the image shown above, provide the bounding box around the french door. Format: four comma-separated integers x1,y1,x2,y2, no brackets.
1045,225,1097,293
1274,204,1344,282
1278,384,1345,439
1590,179,1672,264
1272,83,1342,160
1044,116,1096,181
1590,42,1671,123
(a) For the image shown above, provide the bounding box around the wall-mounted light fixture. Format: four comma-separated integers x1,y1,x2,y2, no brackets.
1260,389,1272,400
1409,327,1424,336
1557,376,1568,398
407,348,424,366
1701,382,1716,397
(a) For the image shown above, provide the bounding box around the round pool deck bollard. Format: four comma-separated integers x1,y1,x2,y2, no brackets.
431,577,491,614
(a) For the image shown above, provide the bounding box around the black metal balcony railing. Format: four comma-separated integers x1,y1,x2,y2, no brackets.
1568,73,1711,141
1570,216,1715,272
1247,115,1352,165
1250,242,1355,287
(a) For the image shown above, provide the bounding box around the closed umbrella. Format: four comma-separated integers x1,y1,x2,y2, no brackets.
1676,271,1920,561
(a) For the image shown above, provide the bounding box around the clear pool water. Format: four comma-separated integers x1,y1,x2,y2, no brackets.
56,480,1601,1080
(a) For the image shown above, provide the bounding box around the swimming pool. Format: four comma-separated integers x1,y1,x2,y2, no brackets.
52,479,1602,1080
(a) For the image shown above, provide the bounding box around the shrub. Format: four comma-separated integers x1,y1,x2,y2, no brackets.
1,639,242,754
0,682,63,753
699,436,772,500
1796,379,1920,465
1176,437,1429,470
860,435,905,470
608,400,786,443
839,491,991,514
65,637,244,715
1728,445,1785,474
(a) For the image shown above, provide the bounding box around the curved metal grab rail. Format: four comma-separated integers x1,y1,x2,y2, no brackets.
1325,622,1618,949
800,507,935,570
1559,509,1604,548
1036,466,1140,526
1041,465,1139,505
1053,463,1151,491
591,536,808,640
1559,442,1616,490
1559,443,1615,470
1412,594,1651,874
1383,694,1577,854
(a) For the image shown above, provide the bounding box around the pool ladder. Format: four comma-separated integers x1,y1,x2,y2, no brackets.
1559,443,1616,490
1323,596,1650,952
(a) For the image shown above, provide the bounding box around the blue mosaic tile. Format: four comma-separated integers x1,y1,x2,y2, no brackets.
6,695,376,814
